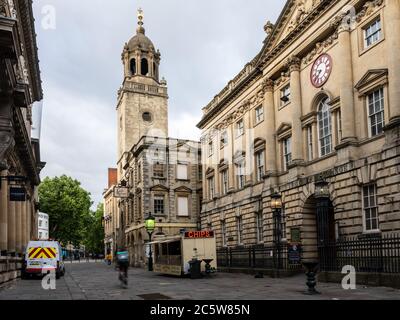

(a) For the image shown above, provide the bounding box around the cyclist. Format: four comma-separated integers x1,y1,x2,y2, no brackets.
116,248,129,286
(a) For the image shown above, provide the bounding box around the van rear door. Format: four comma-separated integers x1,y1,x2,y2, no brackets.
26,242,58,273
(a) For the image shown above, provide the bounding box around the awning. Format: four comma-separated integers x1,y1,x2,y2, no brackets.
148,237,181,245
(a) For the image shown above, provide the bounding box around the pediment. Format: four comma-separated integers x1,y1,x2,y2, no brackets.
218,159,229,170
233,150,246,160
253,138,266,149
205,167,215,176
169,140,199,152
257,0,324,65
276,122,292,135
174,186,192,193
150,184,169,192
355,69,388,94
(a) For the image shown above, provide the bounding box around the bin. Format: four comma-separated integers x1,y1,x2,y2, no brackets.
188,259,202,279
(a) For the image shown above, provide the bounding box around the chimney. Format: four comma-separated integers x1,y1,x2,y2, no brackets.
108,168,118,188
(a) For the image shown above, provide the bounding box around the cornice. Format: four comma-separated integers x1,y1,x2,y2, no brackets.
16,0,43,102
257,0,337,69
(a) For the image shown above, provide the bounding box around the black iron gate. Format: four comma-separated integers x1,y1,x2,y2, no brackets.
316,198,336,271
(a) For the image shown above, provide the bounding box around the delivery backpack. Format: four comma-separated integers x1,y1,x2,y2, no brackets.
116,251,129,262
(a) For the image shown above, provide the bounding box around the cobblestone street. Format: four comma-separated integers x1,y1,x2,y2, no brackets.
0,262,399,300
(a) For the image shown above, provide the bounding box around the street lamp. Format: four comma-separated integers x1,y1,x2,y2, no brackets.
314,178,330,199
145,214,156,271
271,192,283,277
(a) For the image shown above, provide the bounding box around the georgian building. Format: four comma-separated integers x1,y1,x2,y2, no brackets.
0,0,45,283
103,168,119,257
197,0,400,267
105,10,202,267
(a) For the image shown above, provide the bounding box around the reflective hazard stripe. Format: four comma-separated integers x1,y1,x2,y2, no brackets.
28,247,57,259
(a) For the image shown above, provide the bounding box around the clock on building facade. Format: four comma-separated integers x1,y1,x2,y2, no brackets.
310,53,332,88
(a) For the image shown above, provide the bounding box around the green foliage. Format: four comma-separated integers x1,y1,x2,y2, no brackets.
38,175,92,247
83,203,105,254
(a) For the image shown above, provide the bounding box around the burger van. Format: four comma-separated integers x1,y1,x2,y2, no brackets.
22,240,65,279
150,230,217,276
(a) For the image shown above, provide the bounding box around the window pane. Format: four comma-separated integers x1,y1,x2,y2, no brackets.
178,197,189,216
177,164,188,180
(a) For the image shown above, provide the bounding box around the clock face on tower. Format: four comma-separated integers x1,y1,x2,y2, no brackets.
310,54,332,88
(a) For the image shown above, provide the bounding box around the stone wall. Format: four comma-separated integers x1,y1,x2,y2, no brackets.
0,256,22,284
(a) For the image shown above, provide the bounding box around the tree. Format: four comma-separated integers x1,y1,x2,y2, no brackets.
38,175,92,246
83,203,105,254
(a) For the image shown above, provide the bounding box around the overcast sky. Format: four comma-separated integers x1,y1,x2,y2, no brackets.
32,0,286,208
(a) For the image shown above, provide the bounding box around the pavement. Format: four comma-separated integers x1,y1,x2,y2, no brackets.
0,262,399,300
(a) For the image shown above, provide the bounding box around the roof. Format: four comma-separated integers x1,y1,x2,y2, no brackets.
127,28,155,52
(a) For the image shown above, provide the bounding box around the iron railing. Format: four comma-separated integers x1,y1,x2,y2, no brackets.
319,233,400,274
217,234,400,274
217,244,302,271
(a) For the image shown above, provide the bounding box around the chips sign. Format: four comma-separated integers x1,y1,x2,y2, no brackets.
184,231,214,239
113,186,129,198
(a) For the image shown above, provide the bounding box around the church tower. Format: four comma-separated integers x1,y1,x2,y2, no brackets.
117,9,169,173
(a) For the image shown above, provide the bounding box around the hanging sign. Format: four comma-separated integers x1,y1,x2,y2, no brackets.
113,186,129,198
10,187,26,202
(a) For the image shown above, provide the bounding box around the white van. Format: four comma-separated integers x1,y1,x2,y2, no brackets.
22,240,65,279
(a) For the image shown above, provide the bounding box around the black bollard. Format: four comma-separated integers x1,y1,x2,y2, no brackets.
302,262,321,295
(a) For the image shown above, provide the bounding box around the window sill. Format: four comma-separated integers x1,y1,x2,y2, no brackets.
253,120,264,128
358,133,385,146
359,37,385,57
278,101,291,111
306,151,337,166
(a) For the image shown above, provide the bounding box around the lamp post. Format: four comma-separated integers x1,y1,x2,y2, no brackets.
271,192,283,277
145,214,156,271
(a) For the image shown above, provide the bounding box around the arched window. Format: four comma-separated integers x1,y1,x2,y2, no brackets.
318,98,332,157
130,58,136,75
141,58,149,76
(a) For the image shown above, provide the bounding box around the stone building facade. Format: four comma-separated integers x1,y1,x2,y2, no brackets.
121,136,202,267
0,0,45,283
197,0,400,266
105,10,202,267
103,168,119,258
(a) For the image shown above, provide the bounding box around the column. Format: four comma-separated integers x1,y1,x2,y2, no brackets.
244,108,253,185
262,78,277,174
337,24,356,142
21,198,27,252
288,56,304,164
15,201,22,255
229,125,236,191
0,171,8,255
26,198,31,243
7,200,16,255
386,0,400,125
